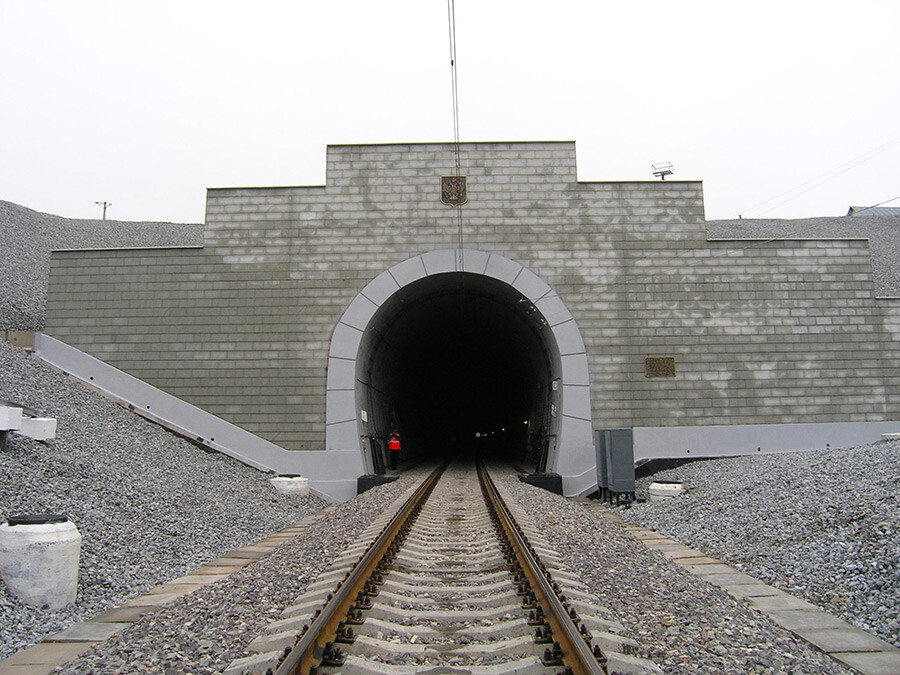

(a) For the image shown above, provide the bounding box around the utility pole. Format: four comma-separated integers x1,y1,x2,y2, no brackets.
95,201,111,220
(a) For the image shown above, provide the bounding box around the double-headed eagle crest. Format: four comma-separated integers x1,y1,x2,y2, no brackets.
440,175,467,206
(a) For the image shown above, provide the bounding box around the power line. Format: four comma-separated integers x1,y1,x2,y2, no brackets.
740,135,900,218
447,0,460,155
447,0,464,267
848,194,900,216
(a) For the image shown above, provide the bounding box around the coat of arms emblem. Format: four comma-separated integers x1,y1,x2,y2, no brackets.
440,175,467,206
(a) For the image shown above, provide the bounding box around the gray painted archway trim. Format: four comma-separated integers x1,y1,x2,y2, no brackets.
325,249,598,497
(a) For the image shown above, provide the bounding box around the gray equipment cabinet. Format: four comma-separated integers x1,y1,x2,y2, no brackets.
594,428,635,505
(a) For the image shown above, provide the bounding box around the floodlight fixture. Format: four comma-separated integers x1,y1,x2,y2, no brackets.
652,162,674,180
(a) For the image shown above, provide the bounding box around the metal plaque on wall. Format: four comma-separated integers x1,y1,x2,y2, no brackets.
440,175,467,206
645,357,676,378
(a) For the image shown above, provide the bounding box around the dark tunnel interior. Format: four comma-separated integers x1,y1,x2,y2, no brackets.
357,272,561,472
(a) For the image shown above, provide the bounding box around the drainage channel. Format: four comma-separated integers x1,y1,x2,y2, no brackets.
227,458,660,675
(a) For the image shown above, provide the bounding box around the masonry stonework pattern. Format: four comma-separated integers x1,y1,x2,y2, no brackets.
44,142,900,479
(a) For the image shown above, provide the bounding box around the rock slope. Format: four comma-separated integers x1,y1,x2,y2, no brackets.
621,445,900,649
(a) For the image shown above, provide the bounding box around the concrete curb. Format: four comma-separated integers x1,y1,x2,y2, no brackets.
0,507,337,675
585,502,900,675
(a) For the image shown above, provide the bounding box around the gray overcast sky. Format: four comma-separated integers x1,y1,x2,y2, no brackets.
2,1,898,223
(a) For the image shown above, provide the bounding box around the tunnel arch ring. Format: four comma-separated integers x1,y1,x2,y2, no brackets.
325,249,596,496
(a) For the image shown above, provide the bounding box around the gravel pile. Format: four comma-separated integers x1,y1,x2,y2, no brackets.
502,470,854,674
0,200,203,331
60,462,855,675
0,339,326,660
57,470,425,674
619,444,900,650
707,215,900,297
2,202,898,671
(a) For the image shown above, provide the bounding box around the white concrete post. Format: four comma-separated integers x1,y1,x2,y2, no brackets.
0,517,82,609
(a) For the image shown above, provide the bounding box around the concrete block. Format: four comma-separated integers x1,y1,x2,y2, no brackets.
269,476,310,496
15,417,57,441
221,651,284,675
562,384,592,420
326,356,356,391
604,651,664,674
0,520,81,610
2,331,36,350
459,248,490,274
535,291,570,326
420,249,457,274
339,293,379,331
45,621,131,642
246,627,302,654
747,593,819,612
830,650,900,675
389,255,428,287
325,419,361,453
328,322,363,360
0,406,23,431
513,266,552,302
360,269,400,306
561,353,591,386
484,253,521,284
766,609,850,632
0,641,100,670
553,318,587,356
795,626,896,653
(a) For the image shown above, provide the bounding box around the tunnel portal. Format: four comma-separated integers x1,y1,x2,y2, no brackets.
356,271,561,472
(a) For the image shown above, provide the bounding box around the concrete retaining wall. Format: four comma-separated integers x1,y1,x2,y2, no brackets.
42,142,900,499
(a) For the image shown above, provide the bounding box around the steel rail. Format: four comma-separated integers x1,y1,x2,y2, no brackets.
274,463,446,675
478,462,606,675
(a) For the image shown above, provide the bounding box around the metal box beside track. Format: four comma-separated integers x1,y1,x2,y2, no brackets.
595,429,635,505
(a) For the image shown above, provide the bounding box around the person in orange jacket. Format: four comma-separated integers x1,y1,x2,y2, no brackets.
388,430,401,470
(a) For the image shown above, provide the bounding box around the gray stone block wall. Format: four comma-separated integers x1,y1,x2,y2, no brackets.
590,238,892,428
44,142,900,456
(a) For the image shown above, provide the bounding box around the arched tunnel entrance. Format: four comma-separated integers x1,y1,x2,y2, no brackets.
324,249,597,500
357,272,561,471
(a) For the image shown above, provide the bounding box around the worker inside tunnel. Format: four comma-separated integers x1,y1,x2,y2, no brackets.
355,271,562,473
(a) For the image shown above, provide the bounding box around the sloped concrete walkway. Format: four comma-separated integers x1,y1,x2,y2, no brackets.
586,503,900,675
0,509,336,675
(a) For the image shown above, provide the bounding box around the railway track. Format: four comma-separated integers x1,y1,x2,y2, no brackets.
225,459,659,675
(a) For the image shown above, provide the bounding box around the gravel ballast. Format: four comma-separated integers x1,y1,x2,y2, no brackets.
500,471,857,674
707,215,900,297
56,463,859,674
0,340,326,660
0,199,203,331
2,202,899,671
56,470,426,674
618,445,900,651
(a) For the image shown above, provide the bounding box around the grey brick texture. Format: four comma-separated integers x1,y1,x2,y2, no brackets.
44,142,900,452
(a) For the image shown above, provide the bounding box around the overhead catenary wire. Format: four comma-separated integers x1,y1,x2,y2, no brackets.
447,0,461,160
438,2,839,318
847,194,900,216
438,4,879,311
739,135,900,218
447,0,464,267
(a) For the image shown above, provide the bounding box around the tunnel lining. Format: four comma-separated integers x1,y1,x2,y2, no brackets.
325,249,596,495
358,272,559,471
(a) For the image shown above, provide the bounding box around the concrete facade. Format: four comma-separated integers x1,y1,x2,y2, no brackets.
42,142,900,500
